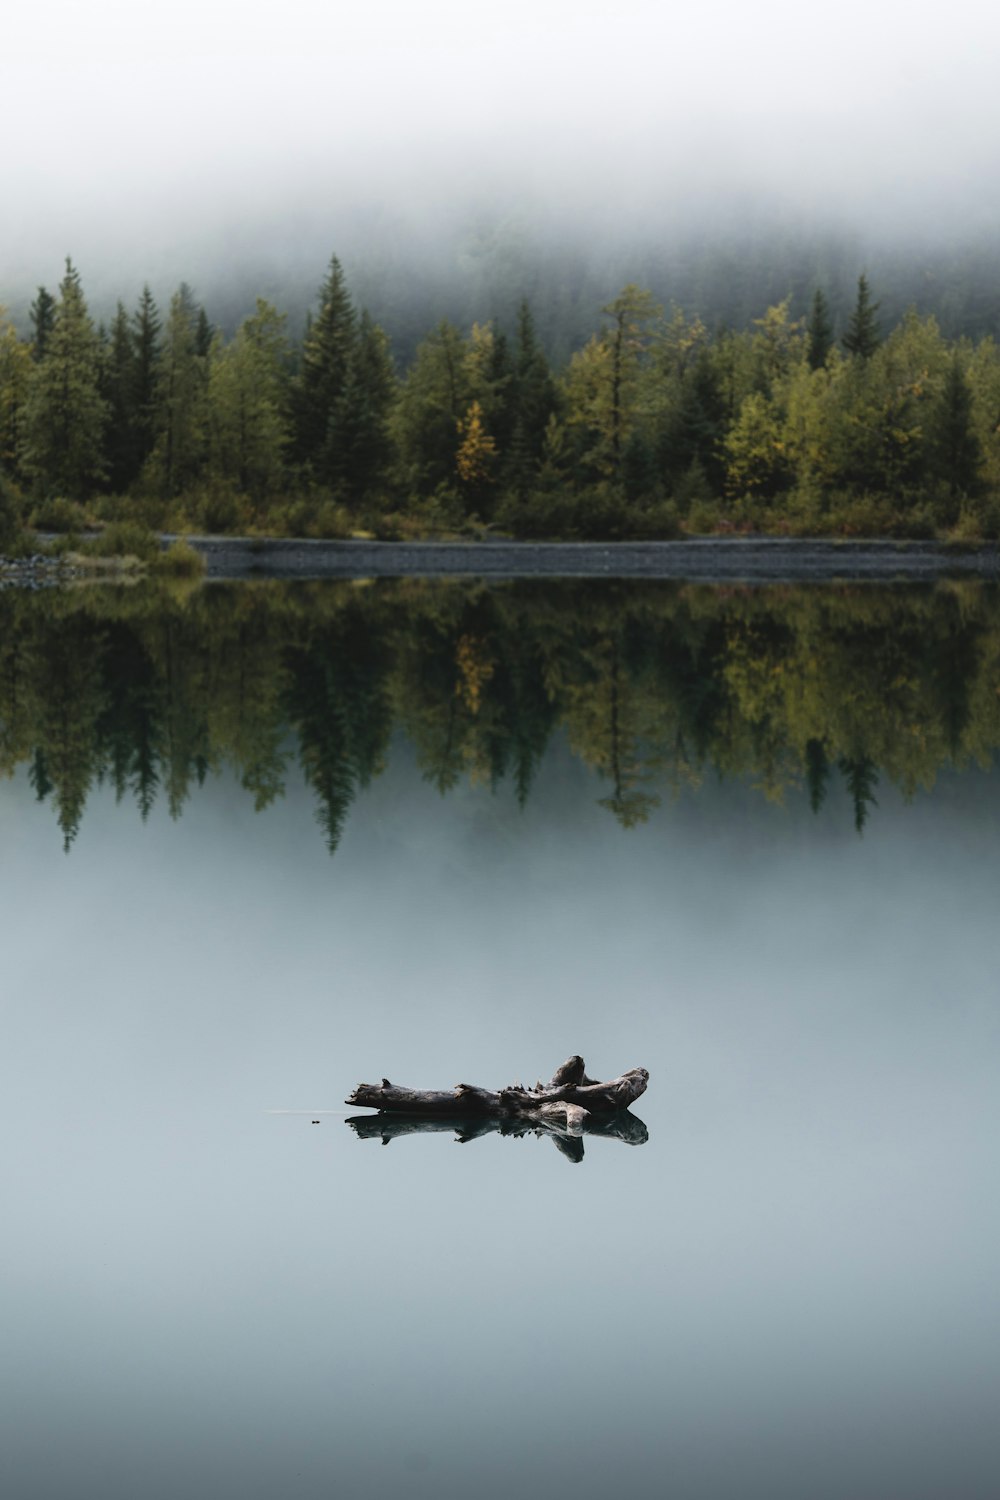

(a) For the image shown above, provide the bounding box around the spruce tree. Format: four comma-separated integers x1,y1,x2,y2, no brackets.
149,286,207,497
194,306,213,360
101,301,137,492
842,274,881,359
931,354,981,499
337,310,396,503
292,255,358,487
806,289,834,370
506,300,557,494
131,285,161,473
29,287,55,361
23,260,108,497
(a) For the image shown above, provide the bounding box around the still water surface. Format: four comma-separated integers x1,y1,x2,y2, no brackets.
2,579,999,1500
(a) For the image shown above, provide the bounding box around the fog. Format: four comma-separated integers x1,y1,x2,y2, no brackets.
4,0,1000,329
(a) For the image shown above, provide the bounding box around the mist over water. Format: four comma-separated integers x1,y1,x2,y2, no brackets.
2,579,1000,1499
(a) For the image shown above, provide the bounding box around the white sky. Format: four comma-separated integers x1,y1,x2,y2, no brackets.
4,0,1000,285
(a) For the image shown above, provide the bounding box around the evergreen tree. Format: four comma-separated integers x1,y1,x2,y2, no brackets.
842,274,881,359
806,288,834,370
131,285,161,474
29,287,55,361
292,255,358,487
391,320,469,498
194,306,213,359
207,299,291,508
0,308,31,487
337,309,397,503
930,353,981,499
505,300,558,494
148,285,207,497
22,260,108,497
101,302,137,492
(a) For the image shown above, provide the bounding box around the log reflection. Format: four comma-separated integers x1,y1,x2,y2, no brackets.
345,1109,648,1162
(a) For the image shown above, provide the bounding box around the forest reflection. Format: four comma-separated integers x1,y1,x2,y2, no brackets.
2,576,998,850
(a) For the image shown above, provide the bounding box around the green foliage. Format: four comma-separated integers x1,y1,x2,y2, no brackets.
22,260,108,499
9,252,1000,541
30,495,89,533
807,289,834,370
29,287,55,361
147,285,208,498
842,274,881,360
153,539,206,577
84,519,160,562
6,580,1000,849
207,298,291,511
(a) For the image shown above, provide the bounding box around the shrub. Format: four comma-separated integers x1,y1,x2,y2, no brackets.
83,520,160,563
153,539,206,577
30,496,88,534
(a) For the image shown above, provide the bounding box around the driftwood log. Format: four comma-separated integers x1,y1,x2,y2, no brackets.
346,1055,648,1135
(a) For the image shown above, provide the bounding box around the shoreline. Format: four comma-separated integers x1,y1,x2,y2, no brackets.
177,535,1000,582
5,535,1000,585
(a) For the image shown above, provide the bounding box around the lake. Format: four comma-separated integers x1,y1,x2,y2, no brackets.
2,576,999,1500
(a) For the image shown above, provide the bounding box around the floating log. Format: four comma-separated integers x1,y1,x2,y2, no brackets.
345,1055,648,1129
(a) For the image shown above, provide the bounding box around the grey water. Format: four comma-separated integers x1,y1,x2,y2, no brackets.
2,583,1000,1500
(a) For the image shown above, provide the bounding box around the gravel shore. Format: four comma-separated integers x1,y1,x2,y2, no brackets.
176,535,1000,582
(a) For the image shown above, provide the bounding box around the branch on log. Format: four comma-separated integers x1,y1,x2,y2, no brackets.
345,1056,648,1125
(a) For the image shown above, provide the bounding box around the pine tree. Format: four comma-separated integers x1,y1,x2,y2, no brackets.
806,288,834,370
842,274,881,359
22,260,108,497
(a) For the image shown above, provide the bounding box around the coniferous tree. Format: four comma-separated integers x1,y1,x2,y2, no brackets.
22,260,108,497
806,288,834,370
930,353,981,499
506,300,558,494
292,255,358,487
131,286,161,474
207,299,291,508
842,274,881,359
194,306,213,359
0,309,31,487
148,285,207,497
101,301,137,492
29,287,55,361
337,309,397,503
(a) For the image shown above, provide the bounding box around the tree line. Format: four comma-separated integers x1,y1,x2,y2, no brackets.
3,577,1000,850
2,258,999,545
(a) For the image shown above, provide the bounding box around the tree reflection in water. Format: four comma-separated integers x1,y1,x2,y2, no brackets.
2,576,998,849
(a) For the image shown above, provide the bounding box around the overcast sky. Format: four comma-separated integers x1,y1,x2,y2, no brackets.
4,0,1000,293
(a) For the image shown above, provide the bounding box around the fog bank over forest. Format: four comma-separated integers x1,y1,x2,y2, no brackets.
5,0,1000,352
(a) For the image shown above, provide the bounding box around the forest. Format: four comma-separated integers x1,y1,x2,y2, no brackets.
2,254,1000,548
3,577,999,851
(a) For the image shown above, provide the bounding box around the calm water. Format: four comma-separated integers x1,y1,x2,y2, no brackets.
2,578,1000,1500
